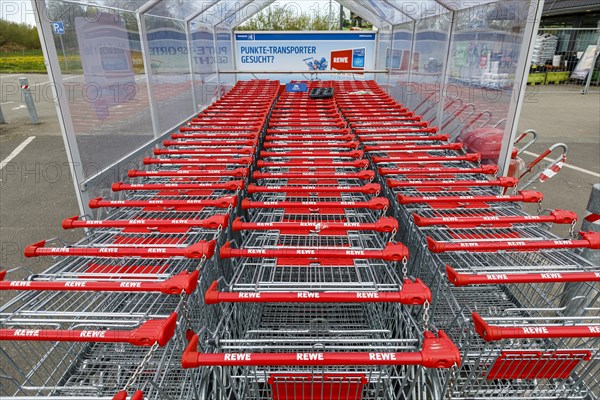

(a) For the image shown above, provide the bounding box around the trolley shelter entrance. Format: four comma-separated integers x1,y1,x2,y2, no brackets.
31,0,543,216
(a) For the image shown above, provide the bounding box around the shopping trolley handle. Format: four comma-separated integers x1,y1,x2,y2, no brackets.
0,312,177,346
24,239,216,259
111,180,245,192
205,278,429,304
61,214,228,231
414,209,577,228
446,265,600,286
0,270,199,294
219,241,409,262
387,176,517,189
113,390,144,400
182,330,460,368
427,232,600,253
472,312,600,341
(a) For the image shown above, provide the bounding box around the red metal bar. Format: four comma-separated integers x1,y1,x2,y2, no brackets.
387,177,518,189
397,191,543,205
24,239,217,259
219,241,409,262
253,170,375,181
0,313,177,346
112,181,244,192
414,209,577,227
446,265,600,286
205,279,431,304
143,156,253,166
182,331,460,368
472,312,600,341
379,165,498,176
0,271,199,295
372,153,481,164
241,197,389,210
427,232,600,253
260,150,364,159
247,183,381,195
128,167,249,178
62,214,228,230
257,159,369,168
232,216,397,234
88,196,237,210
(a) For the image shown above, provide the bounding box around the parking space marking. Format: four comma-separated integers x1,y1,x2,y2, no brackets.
522,150,600,178
1,101,15,105
0,136,36,174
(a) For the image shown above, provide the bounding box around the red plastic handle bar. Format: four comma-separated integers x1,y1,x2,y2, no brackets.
89,196,237,210
241,197,389,210
427,231,600,253
257,159,369,168
172,133,258,139
164,139,257,147
472,312,600,341
0,313,177,346
144,155,254,165
446,265,600,286
398,191,543,205
260,150,364,159
113,390,144,400
180,126,260,132
247,183,381,195
253,170,375,181
112,181,244,192
128,167,248,178
414,209,577,228
349,121,429,128
154,148,255,155
365,144,462,152
387,177,518,189
379,165,498,176
182,330,459,368
372,153,481,164
24,239,216,259
347,115,421,123
232,216,398,234
205,279,430,304
263,141,360,149
0,271,199,295
265,134,355,142
358,134,448,142
266,129,350,136
62,214,228,230
219,241,409,262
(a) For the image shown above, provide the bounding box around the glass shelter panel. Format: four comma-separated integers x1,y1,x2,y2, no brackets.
441,1,534,165
143,15,194,133
388,21,415,104
44,0,154,179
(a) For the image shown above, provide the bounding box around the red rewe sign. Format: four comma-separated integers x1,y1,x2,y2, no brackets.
330,49,362,71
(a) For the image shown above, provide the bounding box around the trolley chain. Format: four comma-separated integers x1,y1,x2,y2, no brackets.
422,300,430,331
445,363,458,400
122,341,159,394
401,256,408,280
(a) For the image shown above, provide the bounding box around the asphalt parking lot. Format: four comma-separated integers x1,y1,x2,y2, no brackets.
1,74,599,275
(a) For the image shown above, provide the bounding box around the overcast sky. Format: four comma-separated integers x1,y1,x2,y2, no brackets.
0,0,340,27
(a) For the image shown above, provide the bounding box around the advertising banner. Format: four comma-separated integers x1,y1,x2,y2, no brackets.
234,32,376,82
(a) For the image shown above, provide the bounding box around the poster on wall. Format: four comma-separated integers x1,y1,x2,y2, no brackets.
75,13,135,120
234,32,376,82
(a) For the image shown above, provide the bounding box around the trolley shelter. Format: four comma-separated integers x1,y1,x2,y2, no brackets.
29,0,542,216
3,1,599,400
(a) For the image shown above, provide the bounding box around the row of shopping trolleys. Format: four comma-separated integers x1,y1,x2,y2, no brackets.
0,80,281,399
333,80,599,399
179,81,462,400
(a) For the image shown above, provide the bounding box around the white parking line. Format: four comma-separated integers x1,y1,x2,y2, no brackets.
1,101,14,105
0,136,36,173
522,150,600,178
